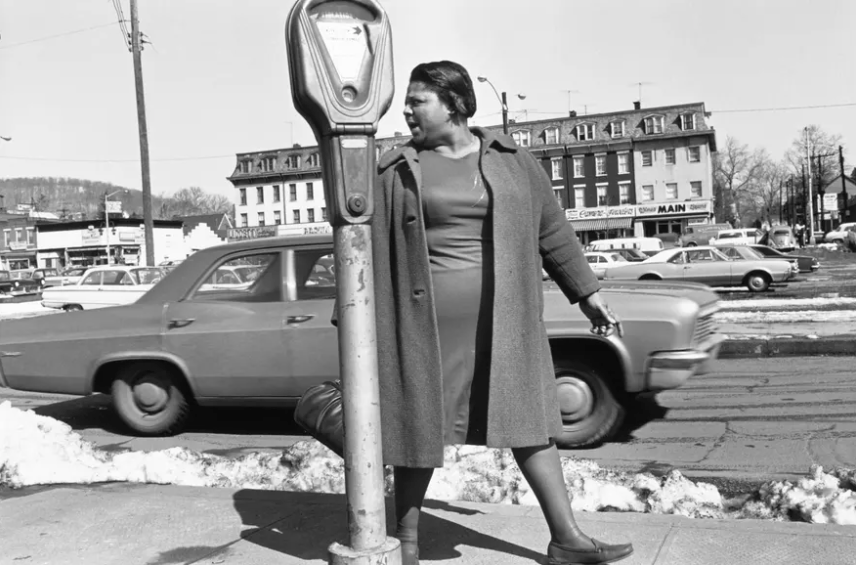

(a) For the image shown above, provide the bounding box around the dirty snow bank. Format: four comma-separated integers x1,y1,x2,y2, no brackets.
1,402,854,524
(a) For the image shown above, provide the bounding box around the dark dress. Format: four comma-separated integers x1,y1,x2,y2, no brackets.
419,148,494,445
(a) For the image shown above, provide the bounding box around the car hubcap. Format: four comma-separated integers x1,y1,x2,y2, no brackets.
556,375,594,423
132,377,169,414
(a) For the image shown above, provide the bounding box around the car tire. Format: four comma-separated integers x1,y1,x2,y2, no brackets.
745,272,770,292
111,362,192,436
63,304,83,312
639,274,661,281
554,358,625,449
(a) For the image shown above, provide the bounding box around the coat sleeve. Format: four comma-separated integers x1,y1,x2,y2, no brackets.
522,150,600,304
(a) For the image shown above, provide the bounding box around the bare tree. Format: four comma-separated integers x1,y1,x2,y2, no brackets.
753,157,790,225
713,136,766,227
156,187,233,219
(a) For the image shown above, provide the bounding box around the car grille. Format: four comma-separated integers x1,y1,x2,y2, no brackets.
693,313,716,345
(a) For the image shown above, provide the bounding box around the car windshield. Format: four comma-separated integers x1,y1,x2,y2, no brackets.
131,268,164,285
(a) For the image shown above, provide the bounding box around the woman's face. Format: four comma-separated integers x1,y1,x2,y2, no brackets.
403,81,453,146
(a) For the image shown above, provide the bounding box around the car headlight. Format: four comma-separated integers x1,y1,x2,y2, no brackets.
13,282,19,287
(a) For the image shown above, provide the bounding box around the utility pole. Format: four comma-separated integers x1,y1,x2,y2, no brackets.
805,127,816,245
841,145,849,220
130,0,155,266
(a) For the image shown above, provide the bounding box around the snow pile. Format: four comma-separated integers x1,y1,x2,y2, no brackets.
718,297,856,310
715,310,856,323
2,402,855,524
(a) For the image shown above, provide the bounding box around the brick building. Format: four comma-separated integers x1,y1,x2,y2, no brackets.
228,102,717,245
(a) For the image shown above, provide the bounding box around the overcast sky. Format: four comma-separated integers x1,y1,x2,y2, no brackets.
1,0,853,199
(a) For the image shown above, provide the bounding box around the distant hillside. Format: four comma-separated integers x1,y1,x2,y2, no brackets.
0,178,232,220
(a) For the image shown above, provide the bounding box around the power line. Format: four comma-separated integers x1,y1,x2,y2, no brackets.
712,102,856,114
0,22,116,50
111,0,132,50
0,154,233,163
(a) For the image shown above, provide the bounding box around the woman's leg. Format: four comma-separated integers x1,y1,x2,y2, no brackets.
511,441,591,548
393,466,435,564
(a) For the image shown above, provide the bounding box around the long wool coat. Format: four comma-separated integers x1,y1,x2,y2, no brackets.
371,127,600,468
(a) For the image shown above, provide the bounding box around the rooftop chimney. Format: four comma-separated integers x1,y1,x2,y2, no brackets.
633,101,641,110
569,110,577,117
394,131,403,137
293,143,301,148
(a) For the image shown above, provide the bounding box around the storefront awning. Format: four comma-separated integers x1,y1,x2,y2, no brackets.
569,217,633,232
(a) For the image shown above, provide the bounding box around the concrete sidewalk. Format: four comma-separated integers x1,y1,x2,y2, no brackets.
1,482,854,565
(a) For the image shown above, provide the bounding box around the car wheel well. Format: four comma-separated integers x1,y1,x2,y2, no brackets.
548,338,626,390
639,274,661,281
92,359,193,398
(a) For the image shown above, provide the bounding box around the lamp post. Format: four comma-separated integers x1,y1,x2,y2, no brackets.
476,76,525,134
104,189,127,265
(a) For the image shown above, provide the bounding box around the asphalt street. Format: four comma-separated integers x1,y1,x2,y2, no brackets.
3,355,854,497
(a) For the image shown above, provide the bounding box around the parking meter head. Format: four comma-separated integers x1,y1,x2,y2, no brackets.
286,0,394,137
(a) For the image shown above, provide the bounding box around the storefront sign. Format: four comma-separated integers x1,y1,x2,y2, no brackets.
636,200,712,218
119,231,144,244
277,222,333,237
565,206,635,221
227,226,279,241
81,231,102,245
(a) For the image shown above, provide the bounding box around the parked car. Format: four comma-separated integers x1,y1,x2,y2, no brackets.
652,232,683,249
56,267,88,286
611,248,648,262
0,270,41,296
0,235,723,448
40,266,165,311
847,226,856,252
29,268,63,288
681,223,732,247
823,222,856,244
711,228,763,247
748,244,819,273
717,245,799,277
603,246,792,292
584,252,628,279
757,227,797,252
587,237,664,256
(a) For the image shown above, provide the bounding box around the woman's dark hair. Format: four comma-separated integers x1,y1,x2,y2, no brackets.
409,61,477,120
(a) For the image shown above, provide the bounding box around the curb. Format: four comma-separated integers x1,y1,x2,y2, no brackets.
720,336,856,358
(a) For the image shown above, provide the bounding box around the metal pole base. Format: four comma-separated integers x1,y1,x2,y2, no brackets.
329,537,401,565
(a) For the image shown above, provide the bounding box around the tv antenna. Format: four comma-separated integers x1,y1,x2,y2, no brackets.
561,89,580,114
629,81,654,106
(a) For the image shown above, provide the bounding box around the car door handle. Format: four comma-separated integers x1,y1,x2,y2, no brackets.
287,315,314,325
168,318,195,329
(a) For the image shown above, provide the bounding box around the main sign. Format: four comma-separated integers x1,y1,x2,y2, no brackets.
636,200,712,218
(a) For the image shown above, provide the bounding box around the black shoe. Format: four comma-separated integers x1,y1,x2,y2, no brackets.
547,538,634,565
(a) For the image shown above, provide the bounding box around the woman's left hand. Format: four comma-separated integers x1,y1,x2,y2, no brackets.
578,292,624,338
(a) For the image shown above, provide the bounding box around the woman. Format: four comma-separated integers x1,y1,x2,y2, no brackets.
371,60,633,565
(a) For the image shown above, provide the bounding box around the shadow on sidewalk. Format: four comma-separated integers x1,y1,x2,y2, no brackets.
229,490,543,563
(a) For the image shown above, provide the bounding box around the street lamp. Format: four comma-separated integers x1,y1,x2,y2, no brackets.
476,76,525,135
104,189,128,265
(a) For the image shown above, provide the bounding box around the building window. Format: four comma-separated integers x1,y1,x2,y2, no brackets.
260,156,276,172
574,187,585,208
595,155,606,176
641,151,653,167
666,183,678,199
239,188,247,206
239,160,252,174
308,209,316,223
619,183,631,204
681,113,696,130
3,230,9,248
289,184,298,201
610,121,625,138
553,188,564,208
551,157,563,180
258,212,266,226
272,185,281,203
293,210,301,223
286,155,301,169
573,156,585,178
688,146,701,163
27,228,34,246
512,130,531,147
665,148,676,165
308,153,320,167
576,123,594,141
691,181,703,197
240,213,248,227
321,207,328,221
617,152,629,174
644,115,664,134
544,127,559,145
641,185,654,201
306,182,315,200
274,210,282,225
597,185,607,206
257,186,264,204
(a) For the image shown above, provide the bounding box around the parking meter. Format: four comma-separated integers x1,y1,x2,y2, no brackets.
286,2,398,564
287,0,394,226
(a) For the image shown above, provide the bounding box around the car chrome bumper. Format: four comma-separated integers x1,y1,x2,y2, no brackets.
646,336,723,391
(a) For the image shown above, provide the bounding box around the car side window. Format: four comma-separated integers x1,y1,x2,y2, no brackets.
80,272,101,285
722,248,739,259
100,270,127,285
295,250,336,301
192,252,282,303
586,256,598,264
668,252,685,264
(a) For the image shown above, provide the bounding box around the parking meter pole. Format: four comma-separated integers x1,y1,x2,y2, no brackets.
286,2,397,563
